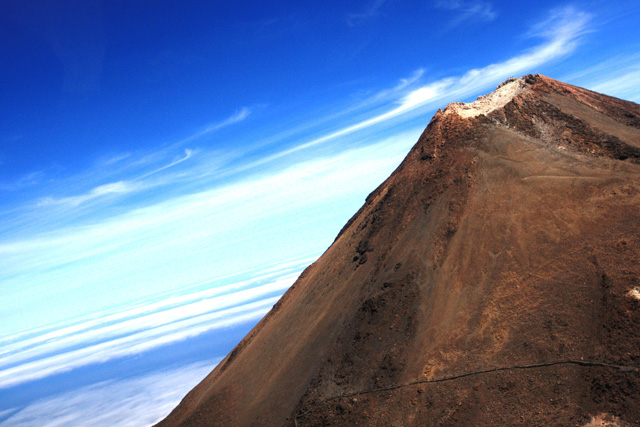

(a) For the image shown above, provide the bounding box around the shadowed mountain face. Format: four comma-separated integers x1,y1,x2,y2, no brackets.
158,75,640,427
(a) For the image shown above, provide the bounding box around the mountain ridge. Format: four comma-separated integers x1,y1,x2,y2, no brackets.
158,74,640,426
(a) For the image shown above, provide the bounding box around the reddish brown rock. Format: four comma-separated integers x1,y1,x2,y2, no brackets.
157,75,640,426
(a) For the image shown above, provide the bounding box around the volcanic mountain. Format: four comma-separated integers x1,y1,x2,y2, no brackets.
158,75,640,426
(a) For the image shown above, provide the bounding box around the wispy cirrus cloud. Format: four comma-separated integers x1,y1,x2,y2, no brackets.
0,171,44,192
37,180,141,208
588,68,640,102
101,152,131,166
232,15,303,46
347,0,386,26
355,68,426,108
560,51,640,102
136,148,196,180
26,5,591,214
45,148,194,209
435,0,497,26
437,7,590,95
3,6,591,224
20,107,246,211
176,107,251,146
97,107,248,177
0,107,248,210
243,6,590,168
527,5,591,40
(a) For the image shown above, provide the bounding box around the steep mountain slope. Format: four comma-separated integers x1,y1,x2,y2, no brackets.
158,75,640,426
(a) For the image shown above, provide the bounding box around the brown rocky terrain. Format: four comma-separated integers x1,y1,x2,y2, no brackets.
157,74,640,426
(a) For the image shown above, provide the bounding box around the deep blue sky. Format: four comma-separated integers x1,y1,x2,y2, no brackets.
3,0,638,184
1,0,640,425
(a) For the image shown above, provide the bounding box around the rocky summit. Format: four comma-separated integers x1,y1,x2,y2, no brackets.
158,75,640,426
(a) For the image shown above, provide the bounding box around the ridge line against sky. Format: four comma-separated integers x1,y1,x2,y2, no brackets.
1,6,592,232
2,1,640,426
244,5,590,169
0,5,636,338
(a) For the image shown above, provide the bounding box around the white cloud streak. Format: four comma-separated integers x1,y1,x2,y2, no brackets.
176,107,251,146
589,68,640,102
563,52,640,102
5,6,590,224
0,131,416,284
241,6,590,169
37,180,142,208
136,148,195,180
0,255,313,389
11,107,248,213
527,6,591,40
0,297,276,388
102,152,131,165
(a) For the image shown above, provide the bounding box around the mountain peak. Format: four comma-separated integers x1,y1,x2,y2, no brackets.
422,73,640,164
158,75,640,427
446,76,530,118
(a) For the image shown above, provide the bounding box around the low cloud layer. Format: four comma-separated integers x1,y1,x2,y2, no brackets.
0,255,314,389
2,359,219,427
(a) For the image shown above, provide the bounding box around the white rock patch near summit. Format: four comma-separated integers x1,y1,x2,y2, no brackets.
447,77,528,118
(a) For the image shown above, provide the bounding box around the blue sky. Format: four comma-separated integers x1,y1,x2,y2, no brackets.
1,0,640,425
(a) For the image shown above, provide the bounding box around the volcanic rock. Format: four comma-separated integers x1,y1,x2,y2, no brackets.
158,75,640,426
